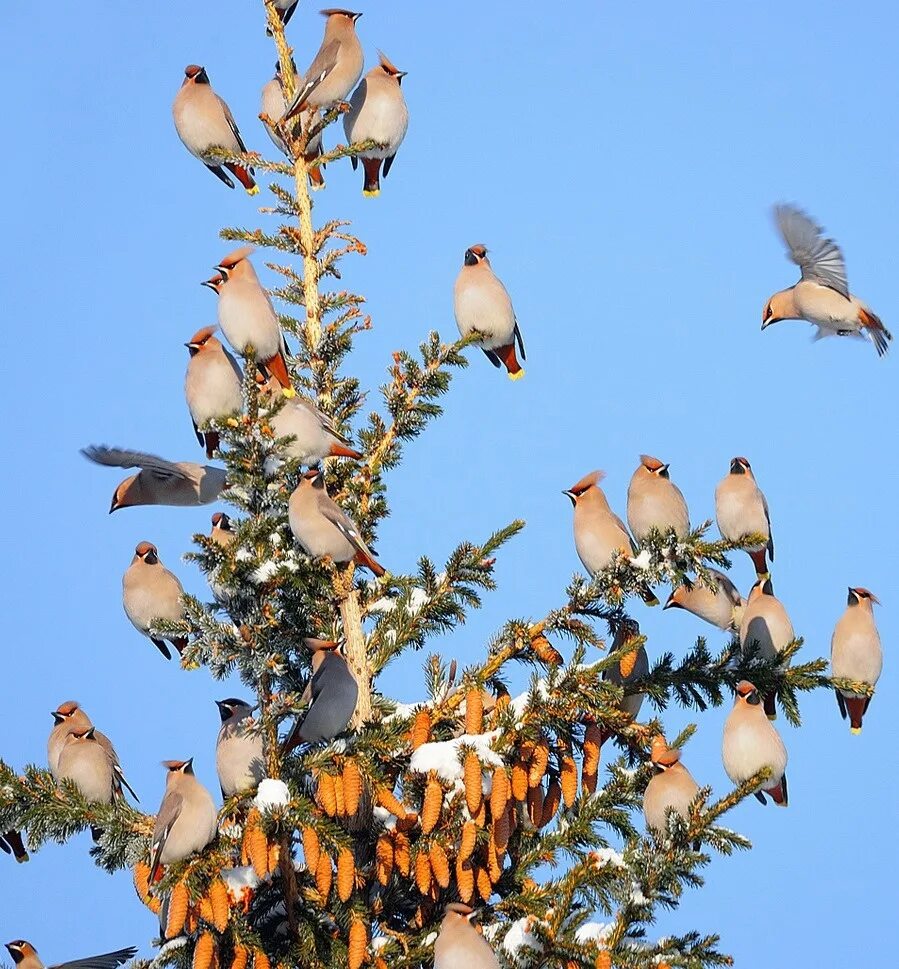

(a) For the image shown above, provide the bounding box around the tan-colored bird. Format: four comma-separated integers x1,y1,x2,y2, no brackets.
282,639,359,751
722,681,788,806
284,10,363,118
261,59,326,189
664,569,745,632
344,52,409,197
49,702,138,802
564,471,659,606
208,512,236,600
82,445,227,511
288,469,386,575
764,204,891,356
643,735,701,846
714,456,773,577
0,831,28,863
269,0,299,31
454,244,526,379
184,326,243,458
149,759,218,881
831,587,882,733
56,729,115,806
433,903,500,969
215,699,265,798
739,577,794,719
122,542,187,660
172,65,258,194
4,941,137,969
627,454,690,543
203,246,293,391
601,619,649,744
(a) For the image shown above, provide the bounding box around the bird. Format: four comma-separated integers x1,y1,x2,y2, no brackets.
284,10,363,119
202,246,293,392
288,469,386,575
0,831,28,863
261,59,326,189
714,456,773,577
626,454,690,543
831,587,882,733
454,244,526,379
208,511,236,600
4,941,137,969
564,471,659,606
49,702,138,802
433,903,500,969
344,51,409,197
172,65,258,194
739,576,794,719
216,699,265,799
122,542,187,660
268,0,299,32
764,204,891,356
149,759,218,882
282,639,359,751
184,326,243,458
643,735,701,847
664,569,745,632
722,681,788,806
56,729,115,810
601,619,649,744
82,445,227,511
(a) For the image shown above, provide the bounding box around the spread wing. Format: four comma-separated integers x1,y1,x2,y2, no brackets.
774,204,849,299
53,948,138,969
81,446,190,483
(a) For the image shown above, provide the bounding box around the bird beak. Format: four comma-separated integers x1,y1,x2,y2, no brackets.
352,12,363,21
109,495,120,514
201,276,220,291
397,70,408,79
562,490,576,505
662,595,678,611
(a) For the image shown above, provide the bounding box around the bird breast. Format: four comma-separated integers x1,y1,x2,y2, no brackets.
454,273,516,348
123,568,183,630
58,744,113,804
715,479,767,547
574,508,629,575
628,478,689,541
793,280,859,325
270,400,331,464
723,715,786,786
217,724,265,797
186,353,243,424
739,601,794,660
173,86,237,158
162,783,217,863
831,613,883,687
288,497,355,562
644,768,698,832
217,281,282,359
344,79,409,157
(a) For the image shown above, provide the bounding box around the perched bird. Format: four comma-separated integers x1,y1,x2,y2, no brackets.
664,569,745,632
208,511,236,600
764,204,891,356
739,577,794,719
56,730,115,808
172,65,258,194
184,326,243,458
344,52,409,197
564,471,659,606
82,445,227,511
203,246,293,391
722,681,788,806
268,0,299,31
284,10,363,118
454,244,526,379
49,702,138,802
261,59,326,188
831,587,882,733
4,941,136,969
433,903,500,969
643,735,701,846
601,619,649,744
215,698,265,798
626,454,690,543
122,542,187,660
0,831,28,863
288,469,386,575
715,456,773,577
149,759,218,881
283,639,359,751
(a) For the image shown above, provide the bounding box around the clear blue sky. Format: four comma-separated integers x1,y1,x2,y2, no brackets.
1,1,896,965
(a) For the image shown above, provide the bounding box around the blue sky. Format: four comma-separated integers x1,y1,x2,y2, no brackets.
1,1,896,965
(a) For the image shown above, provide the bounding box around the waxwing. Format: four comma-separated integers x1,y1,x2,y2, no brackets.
601,619,649,744
0,831,28,864
216,699,265,798
184,326,243,458
284,9,363,118
714,456,773,577
4,941,136,969
149,759,218,881
831,587,882,733
643,735,701,847
722,681,788,806
627,454,690,542
739,577,795,719
282,639,359,751
122,542,187,660
261,59,326,188
433,903,500,969
665,569,745,632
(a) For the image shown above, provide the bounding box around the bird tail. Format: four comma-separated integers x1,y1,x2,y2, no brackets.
640,585,660,607
748,548,769,578
151,638,173,661
767,773,788,807
494,342,525,380
362,157,382,197
843,695,869,734
858,307,892,357
763,690,777,721
354,549,386,577
328,443,364,460
0,830,29,863
173,637,188,656
227,163,259,196
308,161,326,192
263,351,294,393
204,431,220,460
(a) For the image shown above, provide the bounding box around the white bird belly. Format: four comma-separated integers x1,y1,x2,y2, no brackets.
454,284,515,348
218,290,281,360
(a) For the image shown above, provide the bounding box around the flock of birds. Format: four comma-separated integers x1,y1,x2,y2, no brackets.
3,5,890,969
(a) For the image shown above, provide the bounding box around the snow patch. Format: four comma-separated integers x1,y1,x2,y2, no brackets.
591,847,625,867
629,550,652,571
222,865,261,900
502,917,542,955
575,922,613,944
409,731,503,784
254,778,291,810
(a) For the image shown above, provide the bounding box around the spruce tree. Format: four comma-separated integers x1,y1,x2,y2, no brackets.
0,3,873,968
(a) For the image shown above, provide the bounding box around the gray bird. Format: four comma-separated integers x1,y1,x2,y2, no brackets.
715,456,773,577
184,325,243,459
739,576,794,720
283,639,358,751
284,10,363,118
722,681,788,807
57,730,115,807
4,941,137,969
664,569,745,632
831,587,882,733
261,59,326,188
626,454,690,542
82,445,227,511
216,699,265,798
601,619,649,744
122,542,187,660
433,903,500,969
149,759,218,881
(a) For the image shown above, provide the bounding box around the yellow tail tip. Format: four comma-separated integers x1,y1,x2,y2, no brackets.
850,727,862,735
767,713,777,721
282,387,296,399
362,189,381,198
507,369,526,381
246,185,260,196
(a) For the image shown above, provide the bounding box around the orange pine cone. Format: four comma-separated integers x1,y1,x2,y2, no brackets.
186,907,199,935
244,809,269,879
375,958,388,969
429,842,450,888
394,831,411,876
421,774,443,834
527,783,544,826
463,752,483,816
511,761,528,801
376,785,408,820
582,767,598,795
133,861,160,913
528,739,550,787
192,933,216,969
619,644,639,679
342,760,362,817
583,722,602,774
561,756,578,808
493,806,511,852
302,825,320,874
318,773,338,817
376,833,394,885
315,852,333,901
253,952,270,969
531,634,563,665
542,778,562,828
490,766,509,820
198,895,215,925
230,945,248,969
165,881,190,939
337,847,355,902
414,849,432,895
595,951,612,969
267,841,280,873
465,688,484,735
476,865,493,903
459,819,477,862
456,855,475,903
334,771,346,817
411,708,432,749
487,838,503,883
209,879,230,932
348,919,367,969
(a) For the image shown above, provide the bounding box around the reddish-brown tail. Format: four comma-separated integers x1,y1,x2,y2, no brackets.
844,695,869,734
640,585,660,607
749,548,769,577
354,549,386,577
767,773,788,807
308,163,325,190
227,163,259,196
173,637,188,655
763,691,777,721
1,830,28,863
494,342,525,380
329,442,363,460
858,307,892,357
362,157,382,197
599,727,613,747
204,431,220,460
264,351,293,391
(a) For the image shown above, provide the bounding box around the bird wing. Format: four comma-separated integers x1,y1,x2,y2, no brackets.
81,446,190,482
774,204,849,299
218,96,249,154
513,317,526,361
191,419,204,449
285,40,340,117
298,397,353,446
53,948,138,969
761,491,774,561
149,790,183,877
113,764,139,803
321,504,376,559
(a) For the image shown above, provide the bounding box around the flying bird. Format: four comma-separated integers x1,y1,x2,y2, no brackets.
4,942,137,969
